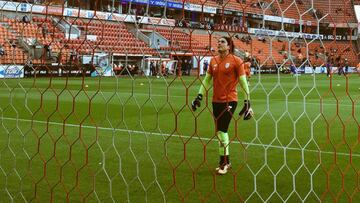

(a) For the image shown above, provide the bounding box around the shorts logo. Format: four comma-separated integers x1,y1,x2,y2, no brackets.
227,105,232,111
225,63,230,69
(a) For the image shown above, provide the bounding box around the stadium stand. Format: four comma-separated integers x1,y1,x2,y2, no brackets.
143,26,211,55
67,20,157,56
0,16,70,64
0,0,357,68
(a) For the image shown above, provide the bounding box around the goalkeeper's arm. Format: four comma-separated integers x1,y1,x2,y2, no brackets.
191,73,212,111
239,75,250,101
239,74,253,120
198,72,212,96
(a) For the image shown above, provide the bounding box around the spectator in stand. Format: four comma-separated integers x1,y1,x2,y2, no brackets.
70,50,78,64
297,49,303,65
335,8,342,14
0,44,5,56
258,35,266,43
56,50,62,64
245,51,250,58
42,24,48,38
138,7,145,16
106,4,115,12
251,2,258,7
44,44,51,59
245,35,251,44
281,43,286,52
10,40,16,48
22,15,30,23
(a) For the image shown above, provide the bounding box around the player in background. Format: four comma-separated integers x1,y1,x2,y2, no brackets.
244,57,252,86
191,36,253,175
343,58,349,75
326,60,332,77
290,64,297,76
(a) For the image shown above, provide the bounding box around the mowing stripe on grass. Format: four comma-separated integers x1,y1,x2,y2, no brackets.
1,116,359,157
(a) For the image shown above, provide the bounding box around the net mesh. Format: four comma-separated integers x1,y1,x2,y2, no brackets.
0,0,359,202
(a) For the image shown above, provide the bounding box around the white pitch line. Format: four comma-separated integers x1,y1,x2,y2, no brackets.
2,116,360,157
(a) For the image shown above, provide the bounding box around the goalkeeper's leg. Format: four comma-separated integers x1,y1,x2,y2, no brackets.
212,102,237,175
217,131,230,171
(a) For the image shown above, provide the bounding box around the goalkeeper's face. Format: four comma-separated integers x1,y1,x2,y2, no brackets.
217,38,230,53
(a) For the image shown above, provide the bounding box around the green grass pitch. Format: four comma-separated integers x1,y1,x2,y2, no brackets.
0,73,359,202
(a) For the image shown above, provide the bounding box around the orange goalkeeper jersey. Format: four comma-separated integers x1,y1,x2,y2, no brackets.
208,54,245,103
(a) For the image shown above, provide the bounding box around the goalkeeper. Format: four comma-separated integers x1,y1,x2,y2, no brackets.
191,36,253,175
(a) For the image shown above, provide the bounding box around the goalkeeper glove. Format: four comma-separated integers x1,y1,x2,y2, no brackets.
191,94,203,111
239,100,254,120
